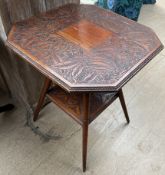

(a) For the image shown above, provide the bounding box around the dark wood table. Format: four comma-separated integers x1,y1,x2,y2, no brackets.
7,4,163,172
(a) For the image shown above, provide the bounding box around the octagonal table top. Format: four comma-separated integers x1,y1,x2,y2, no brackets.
7,4,163,92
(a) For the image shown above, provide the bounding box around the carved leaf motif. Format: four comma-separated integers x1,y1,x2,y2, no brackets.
8,4,163,91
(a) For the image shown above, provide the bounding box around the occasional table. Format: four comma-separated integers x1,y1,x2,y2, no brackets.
7,4,163,172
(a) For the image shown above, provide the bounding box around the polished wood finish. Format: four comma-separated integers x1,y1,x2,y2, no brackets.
6,3,163,172
35,84,129,171
34,77,51,121
82,93,90,172
47,86,118,125
58,20,112,50
7,4,163,92
118,89,130,124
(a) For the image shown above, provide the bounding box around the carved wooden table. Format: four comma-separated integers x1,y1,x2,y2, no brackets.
7,4,163,172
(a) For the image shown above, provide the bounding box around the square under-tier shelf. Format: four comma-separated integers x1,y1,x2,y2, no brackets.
47,86,118,125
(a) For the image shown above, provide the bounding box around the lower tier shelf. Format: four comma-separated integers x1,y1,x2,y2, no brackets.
47,86,118,125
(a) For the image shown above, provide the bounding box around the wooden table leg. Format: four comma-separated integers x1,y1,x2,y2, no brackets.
82,93,90,172
33,77,52,121
118,89,130,124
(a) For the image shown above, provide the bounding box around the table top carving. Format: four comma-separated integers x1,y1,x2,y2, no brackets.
7,4,163,92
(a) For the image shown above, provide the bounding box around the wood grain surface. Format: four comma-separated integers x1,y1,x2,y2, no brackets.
7,4,163,92
58,20,112,50
47,86,118,125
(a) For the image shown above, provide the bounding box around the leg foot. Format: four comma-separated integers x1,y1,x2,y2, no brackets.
82,123,88,172
118,89,130,124
82,93,90,172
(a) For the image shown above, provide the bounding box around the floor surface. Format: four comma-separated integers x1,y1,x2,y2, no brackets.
0,1,165,175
